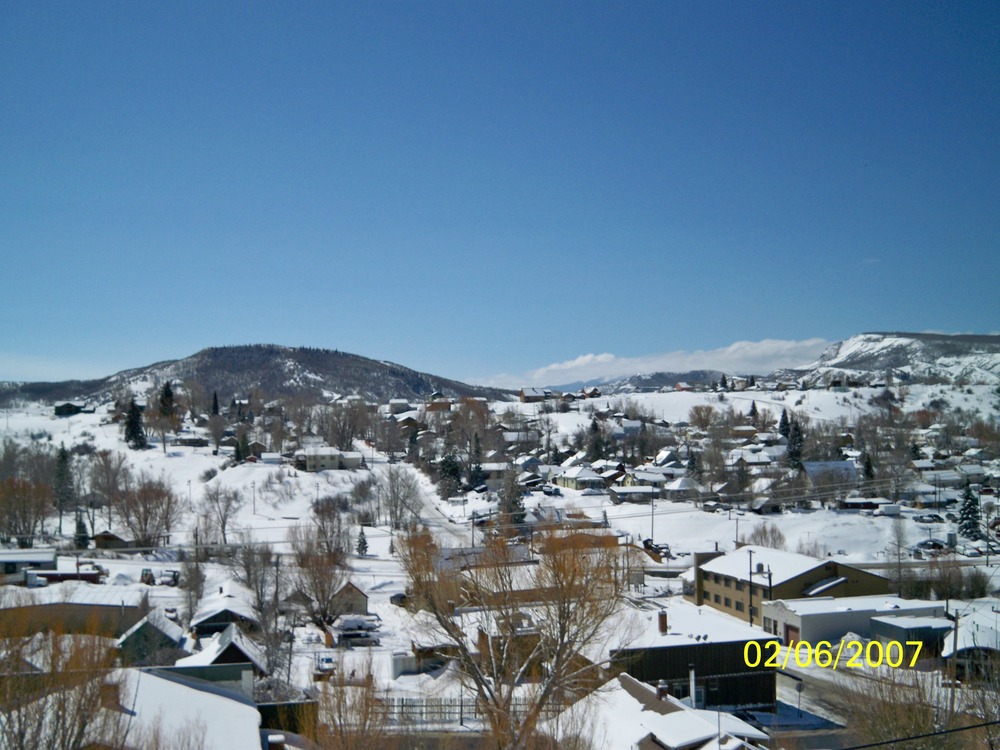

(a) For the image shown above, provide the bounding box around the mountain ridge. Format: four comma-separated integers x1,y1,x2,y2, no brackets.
0,344,513,405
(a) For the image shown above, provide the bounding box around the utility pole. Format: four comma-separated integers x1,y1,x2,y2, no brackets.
747,549,755,625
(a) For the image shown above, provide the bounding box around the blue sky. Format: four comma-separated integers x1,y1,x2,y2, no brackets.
2,2,998,388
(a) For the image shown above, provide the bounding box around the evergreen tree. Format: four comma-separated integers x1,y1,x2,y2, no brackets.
719,374,728,390
959,485,982,539
467,433,486,488
125,398,147,449
356,527,368,556
748,401,759,428
862,452,875,483
388,537,395,556
586,418,605,461
498,468,526,528
787,419,804,470
74,511,89,549
53,442,75,535
212,390,220,416
686,451,702,480
749,375,757,388
158,381,176,424
438,452,463,500
778,409,790,439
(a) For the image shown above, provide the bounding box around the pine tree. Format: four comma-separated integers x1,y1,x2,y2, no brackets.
125,398,147,449
787,419,804,470
388,537,395,556
749,375,757,388
53,443,74,535
959,485,982,539
748,401,759,428
468,433,486,488
778,409,790,439
720,374,728,390
74,511,89,549
212,390,220,416
356,527,368,556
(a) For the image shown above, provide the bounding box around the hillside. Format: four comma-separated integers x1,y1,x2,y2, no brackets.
777,332,1000,387
0,345,513,405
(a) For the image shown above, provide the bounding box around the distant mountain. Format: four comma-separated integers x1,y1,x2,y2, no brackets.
773,332,1000,387
0,345,514,405
562,370,725,396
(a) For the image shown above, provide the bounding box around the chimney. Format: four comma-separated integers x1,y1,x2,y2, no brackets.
658,610,668,634
656,679,669,700
689,664,697,708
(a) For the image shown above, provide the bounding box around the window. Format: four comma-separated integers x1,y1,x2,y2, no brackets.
713,574,720,584
724,597,731,608
750,606,757,617
735,581,744,592
724,578,731,588
735,601,745,612
713,594,721,604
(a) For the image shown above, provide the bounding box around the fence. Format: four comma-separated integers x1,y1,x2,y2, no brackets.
382,695,562,727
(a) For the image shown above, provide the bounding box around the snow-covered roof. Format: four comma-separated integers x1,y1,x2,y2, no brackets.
542,672,768,749
2,580,147,609
699,546,826,586
768,595,942,617
617,598,775,653
175,623,267,675
114,668,261,748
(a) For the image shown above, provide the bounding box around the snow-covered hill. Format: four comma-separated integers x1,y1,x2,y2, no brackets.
0,345,513,405
778,332,1000,388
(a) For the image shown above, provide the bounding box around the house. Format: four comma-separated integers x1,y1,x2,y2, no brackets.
608,599,780,710
54,401,91,417
690,545,890,626
293,446,362,472
761,595,945,645
174,623,268,676
93,530,131,550
191,588,259,635
557,466,604,491
116,607,189,665
331,581,368,616
801,460,859,489
0,548,57,585
519,387,547,403
0,580,148,636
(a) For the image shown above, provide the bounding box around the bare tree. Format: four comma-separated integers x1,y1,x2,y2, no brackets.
232,536,286,680
399,528,638,750
313,651,400,750
288,524,348,625
687,404,716,431
201,484,244,545
0,594,127,750
88,450,130,531
322,401,371,451
0,478,50,548
114,471,183,548
740,522,787,550
380,465,421,530
831,666,975,750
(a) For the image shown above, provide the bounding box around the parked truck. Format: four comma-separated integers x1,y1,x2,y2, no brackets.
874,504,901,517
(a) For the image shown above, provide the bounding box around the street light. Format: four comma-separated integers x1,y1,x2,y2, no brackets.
252,480,256,515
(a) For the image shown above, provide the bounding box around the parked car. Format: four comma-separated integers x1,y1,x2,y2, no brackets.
913,514,945,524
338,632,381,648
957,544,982,557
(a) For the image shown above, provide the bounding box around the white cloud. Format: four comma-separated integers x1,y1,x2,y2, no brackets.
474,338,831,389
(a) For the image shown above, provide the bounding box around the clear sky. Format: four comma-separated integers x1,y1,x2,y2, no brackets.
2,2,998,388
